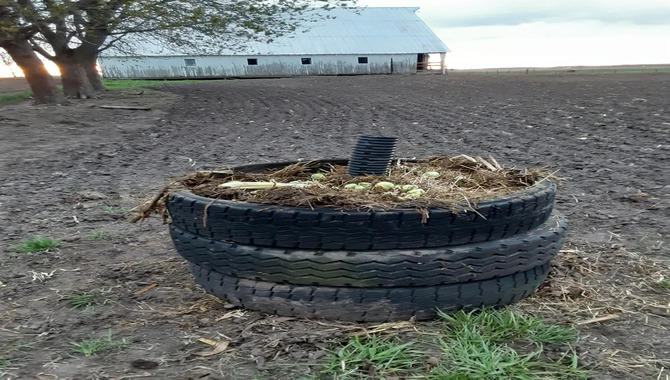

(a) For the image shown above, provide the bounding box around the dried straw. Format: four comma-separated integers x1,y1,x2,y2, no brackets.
173,155,549,211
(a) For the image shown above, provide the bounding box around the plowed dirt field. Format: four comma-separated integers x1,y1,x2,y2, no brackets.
1,73,668,379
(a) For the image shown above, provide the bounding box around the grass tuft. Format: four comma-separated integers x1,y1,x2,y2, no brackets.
431,307,588,379
312,308,588,379
437,307,579,344
66,291,101,309
71,331,127,356
0,91,32,104
319,335,423,379
13,237,61,253
102,79,204,91
432,338,585,379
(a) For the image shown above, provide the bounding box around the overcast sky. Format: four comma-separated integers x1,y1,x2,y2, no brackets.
360,0,670,68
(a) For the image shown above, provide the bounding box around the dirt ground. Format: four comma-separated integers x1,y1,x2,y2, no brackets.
0,73,668,379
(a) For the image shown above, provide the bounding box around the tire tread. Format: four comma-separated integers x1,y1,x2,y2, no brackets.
189,262,550,322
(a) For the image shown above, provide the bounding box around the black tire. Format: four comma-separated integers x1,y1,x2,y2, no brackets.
170,214,567,287
188,261,550,322
166,165,556,250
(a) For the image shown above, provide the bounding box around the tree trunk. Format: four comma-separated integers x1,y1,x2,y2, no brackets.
58,59,98,99
83,57,105,92
0,40,63,104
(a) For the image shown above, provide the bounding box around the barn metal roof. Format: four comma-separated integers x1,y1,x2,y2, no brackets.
104,7,449,57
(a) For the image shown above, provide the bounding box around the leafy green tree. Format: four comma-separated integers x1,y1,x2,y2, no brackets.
0,2,63,103
2,0,352,101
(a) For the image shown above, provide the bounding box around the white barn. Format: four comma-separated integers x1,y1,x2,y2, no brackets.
99,7,450,79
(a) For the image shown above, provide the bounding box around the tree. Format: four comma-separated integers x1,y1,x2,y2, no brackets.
0,2,63,103
20,0,115,97
9,0,353,99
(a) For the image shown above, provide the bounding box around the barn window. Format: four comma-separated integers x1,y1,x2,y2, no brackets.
301,57,312,65
184,59,196,67
247,58,258,65
358,57,368,64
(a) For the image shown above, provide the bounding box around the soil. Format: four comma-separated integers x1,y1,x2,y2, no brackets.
0,73,668,379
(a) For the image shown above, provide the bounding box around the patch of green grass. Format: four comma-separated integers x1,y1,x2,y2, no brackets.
429,308,588,379
319,335,423,379
0,91,32,104
0,79,202,105
87,231,112,240
437,308,578,344
311,308,588,380
102,79,204,91
0,358,9,367
66,291,101,309
71,331,128,356
430,337,584,380
57,118,79,125
13,237,61,253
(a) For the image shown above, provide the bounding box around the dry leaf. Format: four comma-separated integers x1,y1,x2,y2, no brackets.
197,338,218,346
194,340,230,356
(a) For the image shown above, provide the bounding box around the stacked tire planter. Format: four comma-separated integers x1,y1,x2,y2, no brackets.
166,160,566,322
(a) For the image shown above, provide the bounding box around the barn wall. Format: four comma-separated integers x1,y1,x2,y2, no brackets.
99,54,417,79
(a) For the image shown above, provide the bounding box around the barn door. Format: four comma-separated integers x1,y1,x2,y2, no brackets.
417,54,427,71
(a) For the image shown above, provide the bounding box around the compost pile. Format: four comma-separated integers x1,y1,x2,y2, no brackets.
168,155,546,210
133,155,549,222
